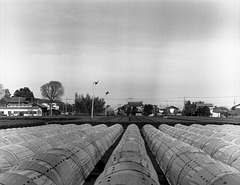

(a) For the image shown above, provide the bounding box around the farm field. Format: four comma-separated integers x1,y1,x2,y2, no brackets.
0,116,240,184
1,115,239,129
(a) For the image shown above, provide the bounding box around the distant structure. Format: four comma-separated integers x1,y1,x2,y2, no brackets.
117,101,144,116
42,102,59,111
229,103,240,117
0,97,43,116
163,106,179,116
0,97,63,116
37,99,61,116
116,101,160,116
195,103,214,111
195,103,214,115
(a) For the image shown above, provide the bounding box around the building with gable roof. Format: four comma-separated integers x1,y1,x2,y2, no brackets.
229,104,240,117
0,97,43,116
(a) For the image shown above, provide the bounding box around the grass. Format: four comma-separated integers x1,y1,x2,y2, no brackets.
0,115,240,129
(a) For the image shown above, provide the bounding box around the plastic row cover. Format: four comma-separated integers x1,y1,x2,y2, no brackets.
94,124,160,185
160,124,227,149
142,124,240,185
0,124,93,147
203,124,240,141
201,124,240,135
174,123,240,146
0,124,105,173
0,124,63,144
176,123,240,141
161,124,240,171
174,124,227,139
0,124,123,185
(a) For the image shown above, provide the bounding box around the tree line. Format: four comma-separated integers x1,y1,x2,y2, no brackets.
74,93,105,116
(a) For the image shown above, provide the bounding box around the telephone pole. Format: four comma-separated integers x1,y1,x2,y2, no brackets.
91,81,99,119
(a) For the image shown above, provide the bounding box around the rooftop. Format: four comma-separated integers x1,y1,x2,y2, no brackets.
7,97,27,103
231,104,240,110
127,101,143,107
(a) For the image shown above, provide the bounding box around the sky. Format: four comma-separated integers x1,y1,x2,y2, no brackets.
0,0,240,109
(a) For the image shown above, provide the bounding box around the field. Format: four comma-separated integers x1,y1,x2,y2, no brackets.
1,115,239,129
0,116,240,185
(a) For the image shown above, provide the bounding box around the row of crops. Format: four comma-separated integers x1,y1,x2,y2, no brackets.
94,124,159,185
0,120,47,129
0,123,104,172
143,123,240,185
1,122,240,184
0,123,123,184
98,116,154,123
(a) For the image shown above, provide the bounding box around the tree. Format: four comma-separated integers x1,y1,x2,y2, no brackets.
75,93,105,116
94,97,105,115
196,106,211,117
126,107,132,116
106,106,115,116
143,104,153,116
14,87,34,102
202,106,211,117
182,100,196,116
40,81,64,116
64,103,74,114
132,106,137,116
3,89,11,100
0,84,11,105
0,89,11,105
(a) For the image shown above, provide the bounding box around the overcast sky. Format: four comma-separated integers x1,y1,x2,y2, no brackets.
0,0,239,108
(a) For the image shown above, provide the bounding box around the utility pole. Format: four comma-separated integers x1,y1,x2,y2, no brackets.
91,81,99,119
105,91,109,116
65,99,67,114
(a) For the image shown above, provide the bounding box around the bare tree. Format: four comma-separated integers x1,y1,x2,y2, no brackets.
40,81,64,116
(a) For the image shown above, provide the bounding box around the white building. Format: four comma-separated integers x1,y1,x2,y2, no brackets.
42,103,59,110
0,97,42,116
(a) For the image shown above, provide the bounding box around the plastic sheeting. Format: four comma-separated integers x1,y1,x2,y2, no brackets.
0,124,123,185
142,124,240,185
0,124,95,173
160,124,240,172
94,124,160,185
0,124,111,173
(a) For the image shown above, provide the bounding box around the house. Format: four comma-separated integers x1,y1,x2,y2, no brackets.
212,112,221,117
42,102,60,111
0,97,43,116
195,103,214,112
231,104,240,110
212,106,229,117
195,103,213,114
117,101,144,116
229,104,240,117
36,99,62,116
163,106,179,116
